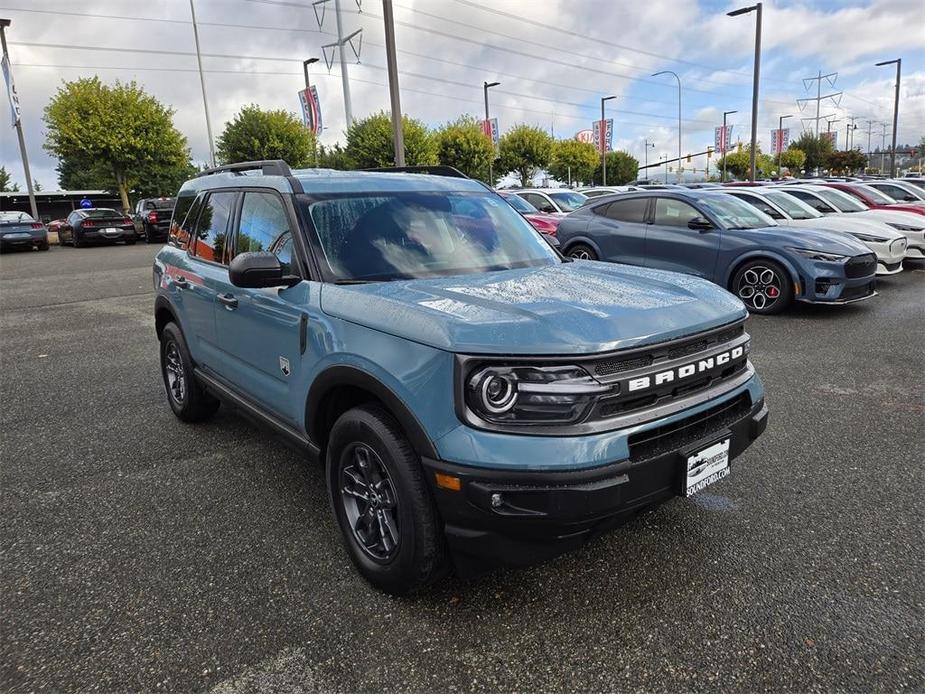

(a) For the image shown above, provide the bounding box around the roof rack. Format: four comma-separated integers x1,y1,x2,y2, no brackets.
362,165,470,179
196,160,292,178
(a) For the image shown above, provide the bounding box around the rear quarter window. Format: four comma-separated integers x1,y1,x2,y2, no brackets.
169,192,197,249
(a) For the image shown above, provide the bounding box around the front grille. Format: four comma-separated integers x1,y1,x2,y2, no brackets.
841,282,874,301
627,393,752,463
595,355,652,376
845,253,876,278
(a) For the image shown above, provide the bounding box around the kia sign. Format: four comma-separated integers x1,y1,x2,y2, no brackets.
575,129,594,144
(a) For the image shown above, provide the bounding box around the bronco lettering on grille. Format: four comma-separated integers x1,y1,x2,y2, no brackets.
626,345,746,393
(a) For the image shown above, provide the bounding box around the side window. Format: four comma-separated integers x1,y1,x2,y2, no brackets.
605,198,649,224
145,201,155,211
169,192,197,250
234,192,292,268
653,198,700,228
789,191,831,212
877,184,909,200
191,191,236,264
741,195,782,219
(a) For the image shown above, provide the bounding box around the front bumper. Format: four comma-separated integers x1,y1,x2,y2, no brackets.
423,394,768,576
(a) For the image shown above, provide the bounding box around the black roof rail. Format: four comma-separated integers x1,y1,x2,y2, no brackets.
196,160,292,178
362,165,470,179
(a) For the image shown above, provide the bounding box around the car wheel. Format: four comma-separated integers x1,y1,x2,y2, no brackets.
567,243,598,261
732,259,793,315
327,404,448,595
38,242,50,251
72,231,83,248
160,322,220,422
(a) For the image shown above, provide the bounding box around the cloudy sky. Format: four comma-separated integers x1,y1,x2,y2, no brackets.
2,0,924,189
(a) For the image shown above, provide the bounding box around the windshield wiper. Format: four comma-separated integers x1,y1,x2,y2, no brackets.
333,278,373,285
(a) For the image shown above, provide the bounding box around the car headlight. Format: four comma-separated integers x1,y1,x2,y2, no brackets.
848,232,890,243
465,364,609,425
886,222,925,232
789,247,848,262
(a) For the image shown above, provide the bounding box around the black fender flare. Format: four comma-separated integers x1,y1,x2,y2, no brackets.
306,365,439,460
154,294,183,339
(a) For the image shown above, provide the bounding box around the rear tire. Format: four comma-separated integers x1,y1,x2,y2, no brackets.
38,242,50,251
567,243,598,261
731,259,793,315
327,404,448,595
159,322,220,422
72,232,83,248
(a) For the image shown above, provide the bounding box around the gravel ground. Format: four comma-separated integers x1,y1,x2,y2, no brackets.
1,243,923,693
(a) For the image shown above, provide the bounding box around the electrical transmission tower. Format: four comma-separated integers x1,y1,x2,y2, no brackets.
314,0,363,126
797,70,843,136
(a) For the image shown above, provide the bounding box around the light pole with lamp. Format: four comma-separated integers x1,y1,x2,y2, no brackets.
727,3,762,181
652,71,681,183
483,81,500,183
875,58,901,177
777,114,792,176
644,139,655,179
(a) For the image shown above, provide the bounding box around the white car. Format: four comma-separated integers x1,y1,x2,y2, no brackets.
578,186,639,199
865,180,925,207
765,187,907,275
513,188,588,216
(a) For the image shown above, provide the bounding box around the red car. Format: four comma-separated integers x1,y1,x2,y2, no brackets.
822,182,925,217
499,192,561,236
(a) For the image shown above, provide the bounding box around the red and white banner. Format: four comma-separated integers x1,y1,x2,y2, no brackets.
482,117,499,151
592,119,613,153
714,125,733,154
298,86,322,135
770,128,790,155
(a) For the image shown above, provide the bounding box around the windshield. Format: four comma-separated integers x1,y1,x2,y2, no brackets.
150,198,176,209
813,188,868,213
502,194,537,214
763,191,823,219
301,191,560,282
0,211,35,223
549,191,587,212
80,208,122,218
854,184,895,204
697,194,776,229
888,183,925,201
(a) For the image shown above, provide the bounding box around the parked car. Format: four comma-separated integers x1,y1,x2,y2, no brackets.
498,191,560,236
862,180,925,206
724,188,909,274
556,190,877,314
900,177,925,191
154,161,768,593
579,186,639,198
513,188,587,215
0,211,49,251
133,197,176,243
822,182,925,217
683,183,723,189
57,208,137,247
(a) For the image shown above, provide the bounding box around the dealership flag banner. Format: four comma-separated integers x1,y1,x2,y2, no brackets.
1,54,22,126
714,125,733,154
298,86,322,135
771,128,790,155
592,119,613,153
482,118,500,151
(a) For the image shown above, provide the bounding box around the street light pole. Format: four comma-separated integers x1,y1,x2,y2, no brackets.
727,3,762,182
875,58,901,177
188,0,215,167
483,80,500,184
721,110,737,183
600,95,616,185
777,114,792,176
653,71,681,183
381,0,404,166
644,138,655,177
0,18,37,219
303,58,318,89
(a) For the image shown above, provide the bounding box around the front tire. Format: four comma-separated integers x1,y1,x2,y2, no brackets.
732,259,793,314
327,404,448,595
567,243,598,261
159,322,220,422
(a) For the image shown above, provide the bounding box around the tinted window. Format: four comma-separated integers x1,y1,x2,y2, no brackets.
605,197,648,223
787,191,834,212
733,194,783,219
521,193,556,214
192,191,236,264
271,233,294,272
875,183,924,201
81,208,121,218
548,191,587,212
235,192,291,261
0,211,34,222
653,198,700,227
502,194,536,214
169,192,198,249
303,191,558,282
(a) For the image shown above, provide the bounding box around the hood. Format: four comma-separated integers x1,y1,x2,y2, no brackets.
781,216,905,240
320,262,746,355
855,209,925,229
747,225,872,255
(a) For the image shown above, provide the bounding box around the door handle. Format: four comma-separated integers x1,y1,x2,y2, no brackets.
173,276,189,289
218,293,239,310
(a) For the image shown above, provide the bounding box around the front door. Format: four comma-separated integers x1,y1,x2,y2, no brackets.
644,197,720,279
212,190,315,425
587,196,649,265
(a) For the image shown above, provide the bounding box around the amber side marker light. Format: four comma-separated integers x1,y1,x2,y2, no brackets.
435,473,461,491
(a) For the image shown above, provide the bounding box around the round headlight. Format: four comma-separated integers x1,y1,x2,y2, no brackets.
479,372,518,414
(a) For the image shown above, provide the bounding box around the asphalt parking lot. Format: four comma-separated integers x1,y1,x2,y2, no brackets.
1,243,923,693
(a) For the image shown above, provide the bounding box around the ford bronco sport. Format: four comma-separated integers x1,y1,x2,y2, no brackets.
153,161,768,594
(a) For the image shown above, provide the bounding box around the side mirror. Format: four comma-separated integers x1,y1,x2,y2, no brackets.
229,251,299,288
904,195,917,202
688,216,714,231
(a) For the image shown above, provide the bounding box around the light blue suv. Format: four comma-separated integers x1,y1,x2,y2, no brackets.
154,161,768,594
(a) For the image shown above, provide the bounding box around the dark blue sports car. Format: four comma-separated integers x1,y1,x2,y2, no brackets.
556,190,877,314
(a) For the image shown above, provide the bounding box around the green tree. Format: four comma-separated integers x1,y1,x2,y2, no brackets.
0,166,19,192
498,125,554,187
216,104,315,168
790,132,833,174
716,145,773,179
778,147,806,173
433,115,494,180
316,143,353,170
592,150,640,185
548,139,598,185
345,111,437,168
826,149,867,175
43,77,190,211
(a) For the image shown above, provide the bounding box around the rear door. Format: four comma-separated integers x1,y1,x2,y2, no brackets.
211,190,316,422
586,197,649,265
644,197,720,279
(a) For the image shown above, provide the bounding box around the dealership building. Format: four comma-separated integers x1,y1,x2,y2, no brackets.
0,190,123,223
